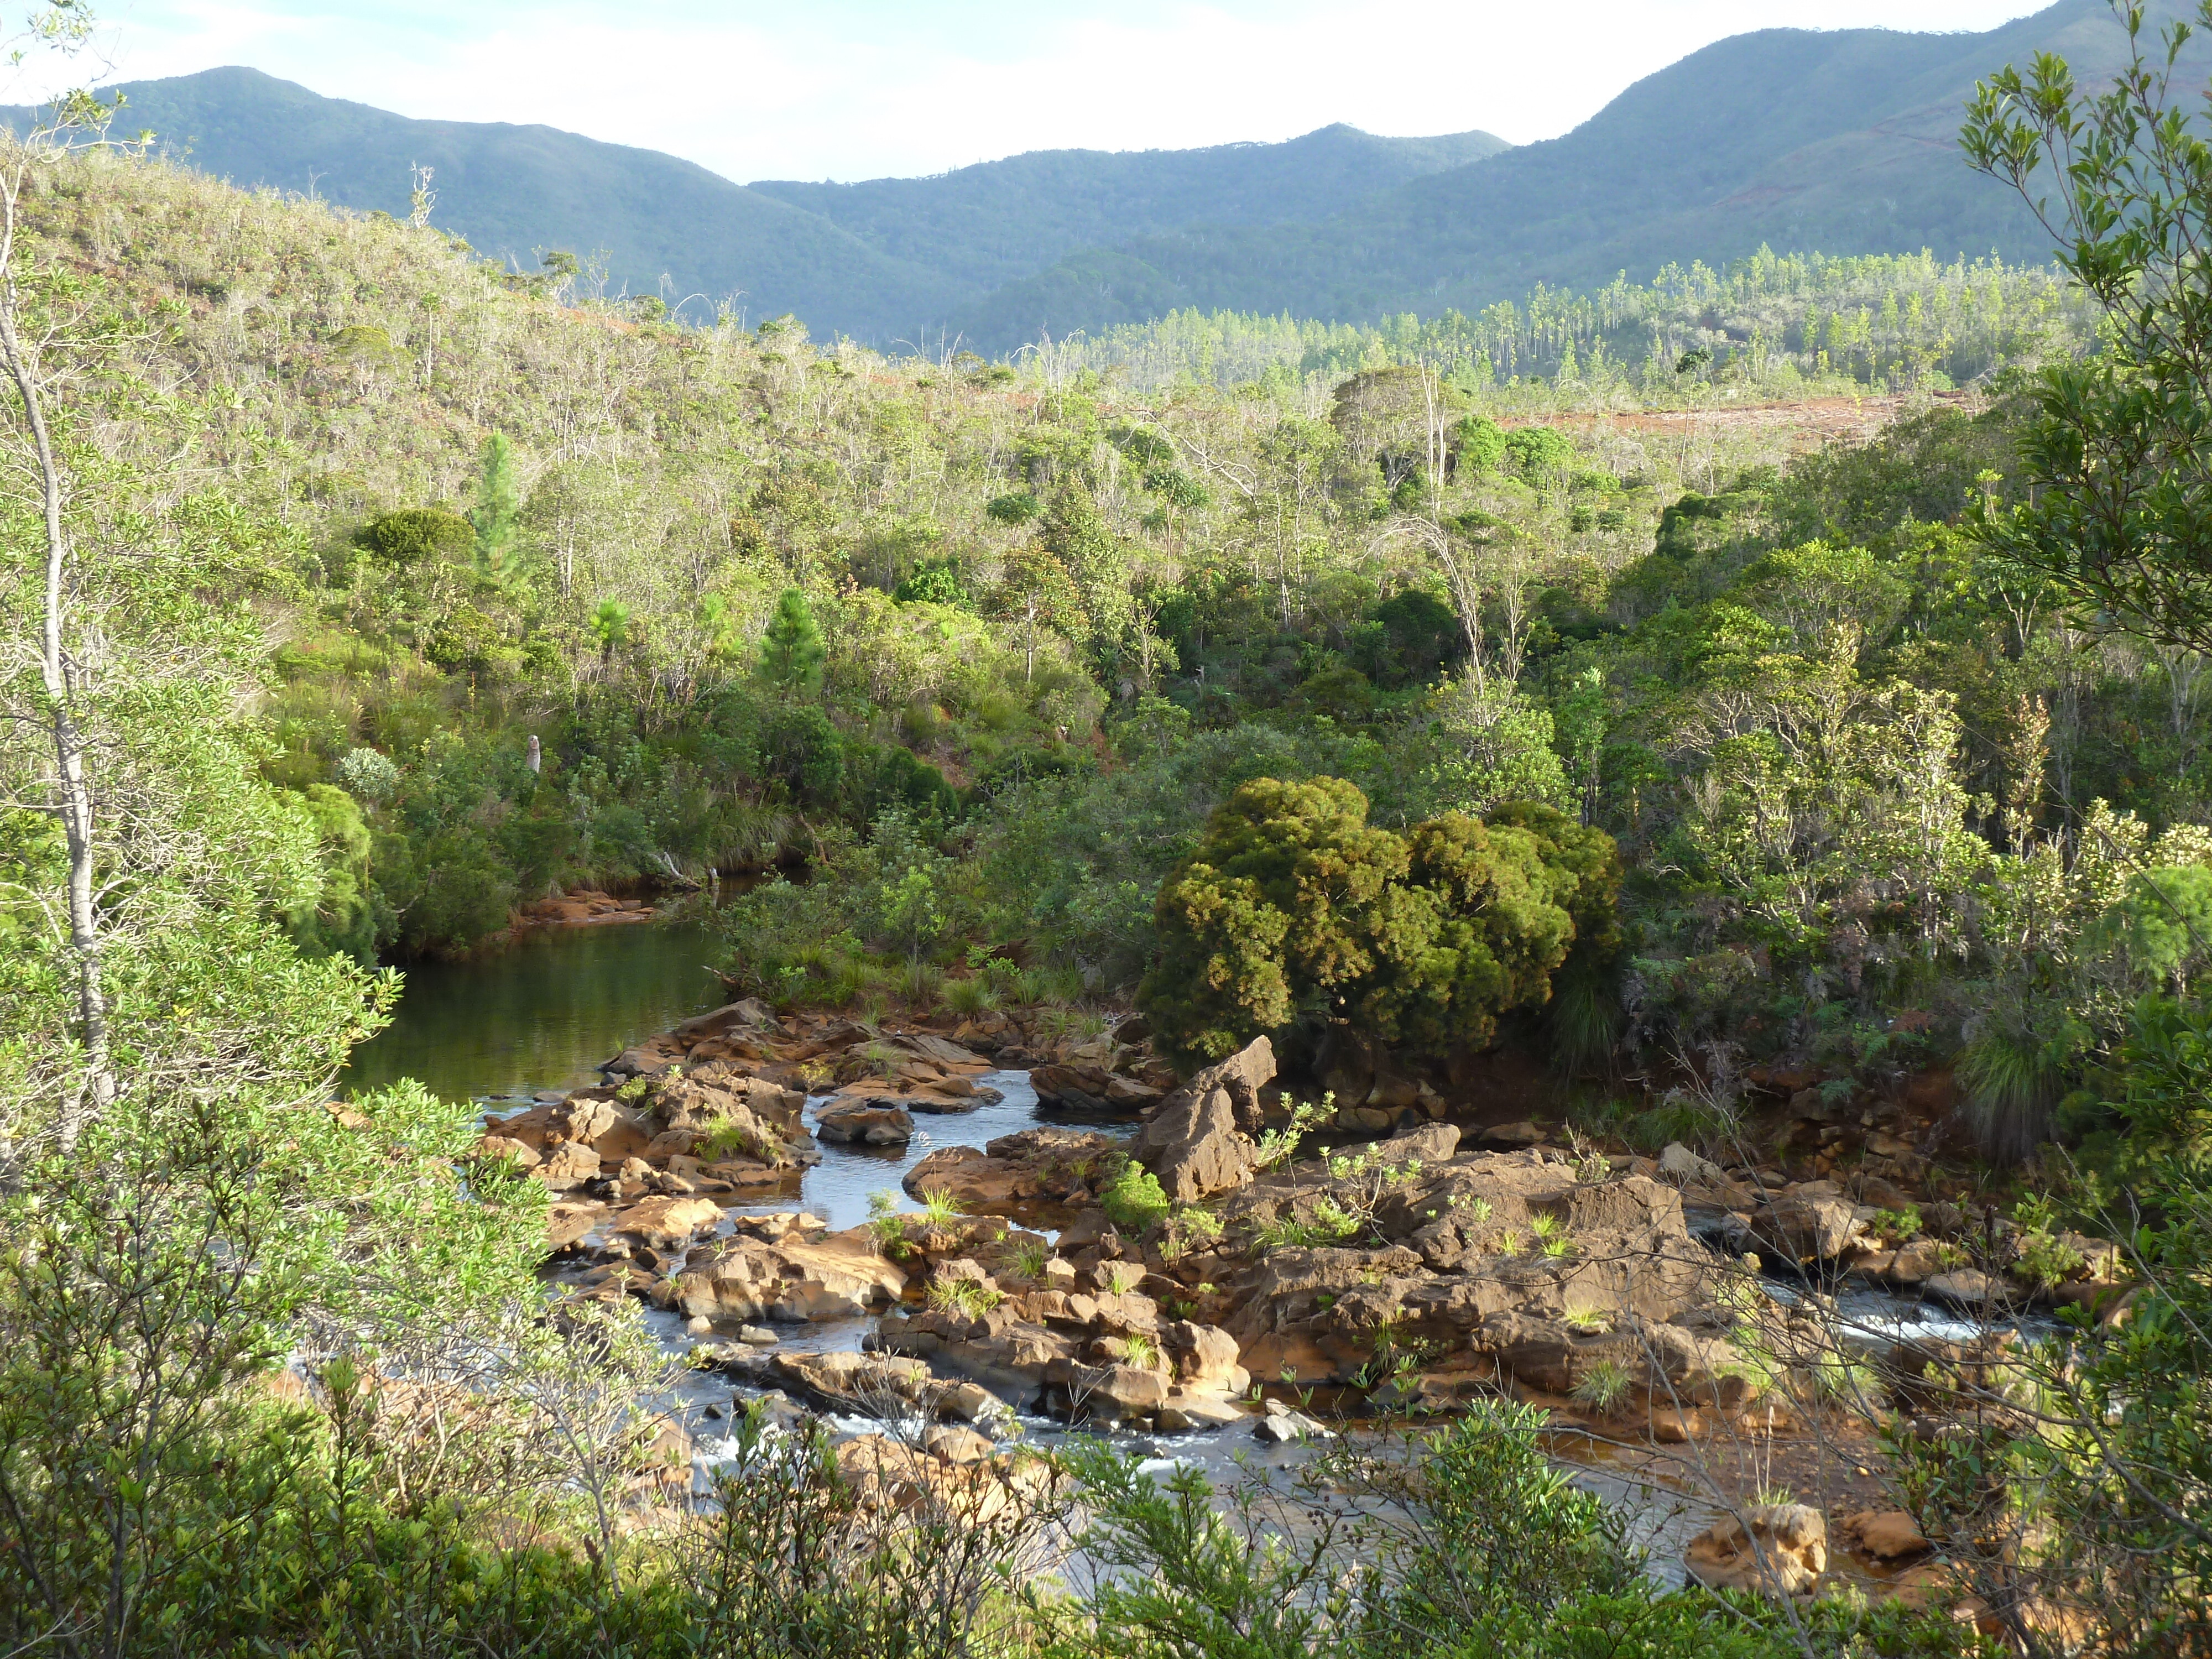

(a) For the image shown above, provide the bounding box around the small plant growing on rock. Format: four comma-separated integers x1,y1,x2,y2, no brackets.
1010,1239,1050,1281
615,1073,653,1104
1118,1332,1160,1370
2009,1194,2086,1288
927,1277,1004,1318
868,1191,915,1256
1528,1213,1575,1258
2014,1227,2087,1290
1869,1205,1924,1245
1571,1359,1633,1416
1100,1262,1140,1296
1561,1303,1613,1334
1255,1096,1329,1170
920,1188,967,1227
1099,1159,1171,1233
1171,1205,1222,1245
701,1117,777,1164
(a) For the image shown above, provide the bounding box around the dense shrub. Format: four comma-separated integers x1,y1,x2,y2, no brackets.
1137,778,1620,1065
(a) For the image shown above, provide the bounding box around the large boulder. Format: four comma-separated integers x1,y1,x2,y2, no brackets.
1131,1036,1274,1202
674,1228,904,1324
609,1195,725,1250
902,1128,1122,1218
1751,1190,1860,1262
1215,1151,1730,1390
1685,1505,1828,1596
815,1102,914,1146
671,999,774,1046
651,1071,808,1143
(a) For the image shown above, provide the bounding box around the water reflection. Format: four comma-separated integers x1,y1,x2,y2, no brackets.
342,919,724,1103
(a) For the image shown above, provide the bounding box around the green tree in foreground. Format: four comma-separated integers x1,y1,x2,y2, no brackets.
1138,777,1620,1066
1963,0,2212,649
758,586,827,698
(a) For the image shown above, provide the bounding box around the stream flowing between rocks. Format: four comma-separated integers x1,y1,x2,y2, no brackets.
345,918,1987,1593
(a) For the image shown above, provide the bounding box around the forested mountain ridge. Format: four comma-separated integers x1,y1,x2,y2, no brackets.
0,67,1502,340
2,1,2162,352
747,123,1510,299
956,0,2141,347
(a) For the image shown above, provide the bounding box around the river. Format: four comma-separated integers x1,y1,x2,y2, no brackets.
340,918,1943,1589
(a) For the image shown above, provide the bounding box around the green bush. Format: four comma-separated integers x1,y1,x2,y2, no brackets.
1099,1159,1171,1234
1137,777,1620,1066
357,507,473,568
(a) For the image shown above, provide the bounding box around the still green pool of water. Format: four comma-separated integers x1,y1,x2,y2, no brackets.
341,920,725,1104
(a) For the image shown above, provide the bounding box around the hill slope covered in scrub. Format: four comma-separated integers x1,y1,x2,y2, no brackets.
2,67,1503,338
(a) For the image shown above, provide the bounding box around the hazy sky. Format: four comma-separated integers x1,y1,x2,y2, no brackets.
25,0,2053,182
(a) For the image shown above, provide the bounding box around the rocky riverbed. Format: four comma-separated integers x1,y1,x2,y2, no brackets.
463,993,2126,1609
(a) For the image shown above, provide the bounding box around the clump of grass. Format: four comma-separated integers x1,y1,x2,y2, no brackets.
899,959,942,1004
1626,1093,1739,1154
926,1277,1005,1318
919,1188,966,1227
1958,1019,2080,1162
1561,1303,1613,1334
1528,1213,1575,1258
1009,1238,1050,1281
1118,1331,1159,1370
860,1040,907,1082
1805,1349,1881,1405
942,975,999,1017
1571,1359,1634,1416
1252,1200,1360,1253
1099,1262,1140,1296
1752,1483,1798,1509
700,1117,778,1164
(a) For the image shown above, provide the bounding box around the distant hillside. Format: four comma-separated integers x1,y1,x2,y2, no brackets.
749,124,1508,298
954,0,2138,350
2,1,2157,351
0,66,967,338
1,68,1501,343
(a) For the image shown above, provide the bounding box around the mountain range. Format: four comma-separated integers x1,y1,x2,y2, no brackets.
2,0,2147,351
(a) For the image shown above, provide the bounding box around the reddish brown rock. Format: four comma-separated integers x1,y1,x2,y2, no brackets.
1131,1036,1274,1202
1686,1505,1828,1596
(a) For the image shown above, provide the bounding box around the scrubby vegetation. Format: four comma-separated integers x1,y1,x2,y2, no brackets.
11,0,2212,1650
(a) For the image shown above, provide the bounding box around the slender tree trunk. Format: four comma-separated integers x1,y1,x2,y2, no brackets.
0,225,112,1150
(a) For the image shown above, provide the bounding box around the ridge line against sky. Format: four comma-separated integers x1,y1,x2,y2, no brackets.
23,0,2054,185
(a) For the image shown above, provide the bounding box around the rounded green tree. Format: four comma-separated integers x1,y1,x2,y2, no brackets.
1138,778,1619,1067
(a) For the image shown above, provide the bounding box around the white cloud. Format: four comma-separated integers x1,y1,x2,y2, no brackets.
34,0,2051,182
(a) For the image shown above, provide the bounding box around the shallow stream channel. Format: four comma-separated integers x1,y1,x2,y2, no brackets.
343,917,1967,1590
